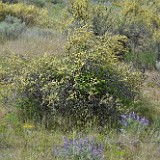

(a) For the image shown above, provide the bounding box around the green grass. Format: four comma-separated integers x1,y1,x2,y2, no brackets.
0,110,160,160
125,52,157,70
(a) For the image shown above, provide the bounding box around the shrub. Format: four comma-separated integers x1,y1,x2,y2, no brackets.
1,0,18,3
91,2,114,36
25,0,46,7
14,25,141,128
0,15,26,41
0,2,48,26
47,0,64,4
65,0,116,36
65,0,90,30
0,51,27,109
64,0,160,71
114,0,160,69
15,55,68,122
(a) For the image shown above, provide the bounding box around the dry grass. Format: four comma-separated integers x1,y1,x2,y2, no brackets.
0,35,67,58
141,71,160,115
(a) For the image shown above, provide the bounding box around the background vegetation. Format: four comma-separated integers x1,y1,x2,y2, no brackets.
0,0,160,159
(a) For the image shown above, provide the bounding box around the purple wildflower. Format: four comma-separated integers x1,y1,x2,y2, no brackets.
92,148,99,156
53,135,105,159
102,154,105,160
52,145,59,157
121,114,127,119
140,117,149,126
122,120,127,126
97,144,103,152
131,112,136,119
136,115,140,121
63,137,70,150
121,112,149,127
106,1,111,6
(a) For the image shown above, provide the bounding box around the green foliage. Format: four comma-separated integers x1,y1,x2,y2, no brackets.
114,0,160,68
125,51,157,70
16,98,40,120
65,0,90,29
1,0,18,3
15,55,67,121
90,1,116,36
66,0,114,34
0,15,26,41
12,25,141,128
0,50,25,84
64,0,159,69
0,2,48,26
48,0,64,4
67,0,89,21
25,0,46,7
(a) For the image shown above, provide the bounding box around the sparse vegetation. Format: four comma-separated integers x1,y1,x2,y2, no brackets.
0,0,160,159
